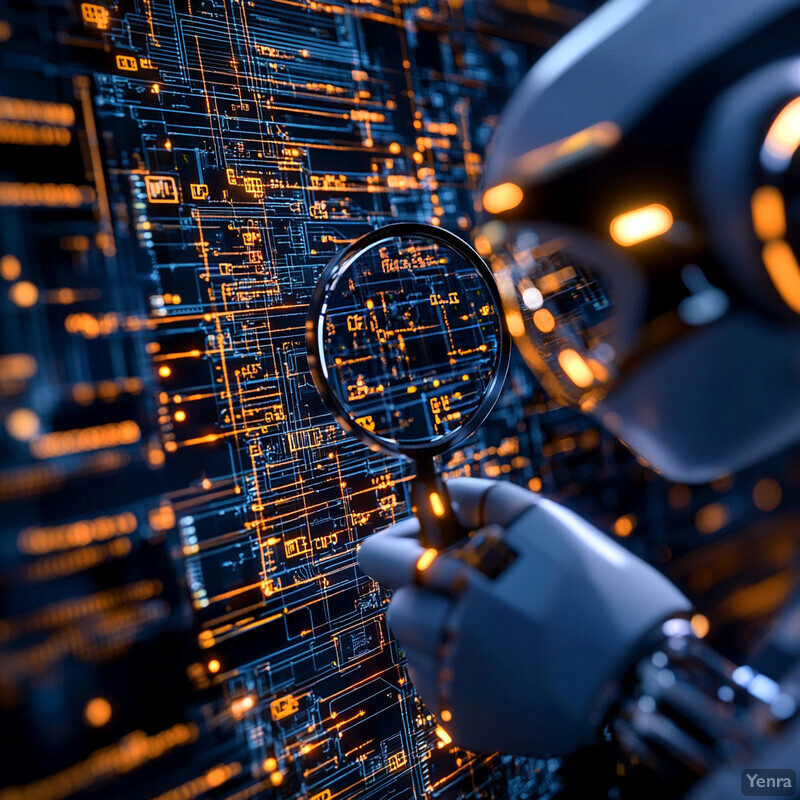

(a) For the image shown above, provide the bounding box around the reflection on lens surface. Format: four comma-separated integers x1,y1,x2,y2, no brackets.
318,234,502,446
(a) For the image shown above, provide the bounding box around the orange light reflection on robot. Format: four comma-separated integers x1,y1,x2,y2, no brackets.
762,240,800,314
751,186,786,241
557,348,594,388
429,492,445,518
416,548,438,571
609,203,673,246
763,96,800,164
482,182,523,215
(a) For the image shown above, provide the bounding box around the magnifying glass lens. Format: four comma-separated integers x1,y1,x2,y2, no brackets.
315,231,504,451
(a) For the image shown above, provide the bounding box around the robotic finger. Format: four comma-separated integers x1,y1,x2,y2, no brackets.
448,477,539,529
387,586,454,656
359,478,532,594
358,518,427,590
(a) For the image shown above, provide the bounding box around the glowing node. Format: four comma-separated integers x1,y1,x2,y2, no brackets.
613,513,636,538
1,254,22,281
84,697,112,727
6,408,40,441
9,281,39,308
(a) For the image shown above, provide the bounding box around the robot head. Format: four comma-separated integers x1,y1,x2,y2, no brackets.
480,0,800,483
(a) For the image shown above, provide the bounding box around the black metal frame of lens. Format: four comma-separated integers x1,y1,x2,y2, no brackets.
306,222,511,459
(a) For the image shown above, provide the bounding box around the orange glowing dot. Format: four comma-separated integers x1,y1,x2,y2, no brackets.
440,709,452,722
613,513,637,538
164,139,172,150
389,142,401,154
9,280,39,307
557,348,594,388
148,447,166,467
472,234,491,256
263,757,277,772
158,365,172,378
6,408,40,441
482,182,523,215
270,771,284,787
366,298,374,309
690,613,710,639
695,502,729,534
412,151,424,164
364,138,373,148
198,629,214,646
416,548,438,571
609,203,673,247
207,659,221,673
753,478,782,512
164,440,178,452
532,308,555,333
174,410,186,422
201,477,212,490
231,695,254,717
152,83,160,94
1,254,21,281
84,697,112,727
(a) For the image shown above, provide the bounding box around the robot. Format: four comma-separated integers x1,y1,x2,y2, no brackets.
358,0,800,796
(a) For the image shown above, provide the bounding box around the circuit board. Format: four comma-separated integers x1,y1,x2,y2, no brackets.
2,1,799,800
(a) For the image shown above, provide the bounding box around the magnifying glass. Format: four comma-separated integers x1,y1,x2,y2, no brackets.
306,223,511,549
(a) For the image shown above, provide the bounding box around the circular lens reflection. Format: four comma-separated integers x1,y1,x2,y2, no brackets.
317,232,503,449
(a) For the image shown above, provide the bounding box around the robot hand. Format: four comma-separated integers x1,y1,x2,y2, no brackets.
358,477,691,756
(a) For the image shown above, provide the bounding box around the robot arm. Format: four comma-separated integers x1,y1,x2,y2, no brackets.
359,477,690,755
359,478,798,775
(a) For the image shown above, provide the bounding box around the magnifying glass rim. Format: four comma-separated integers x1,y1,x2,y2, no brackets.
306,222,511,458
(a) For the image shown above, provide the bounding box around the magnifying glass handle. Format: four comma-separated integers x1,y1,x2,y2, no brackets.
411,458,462,549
